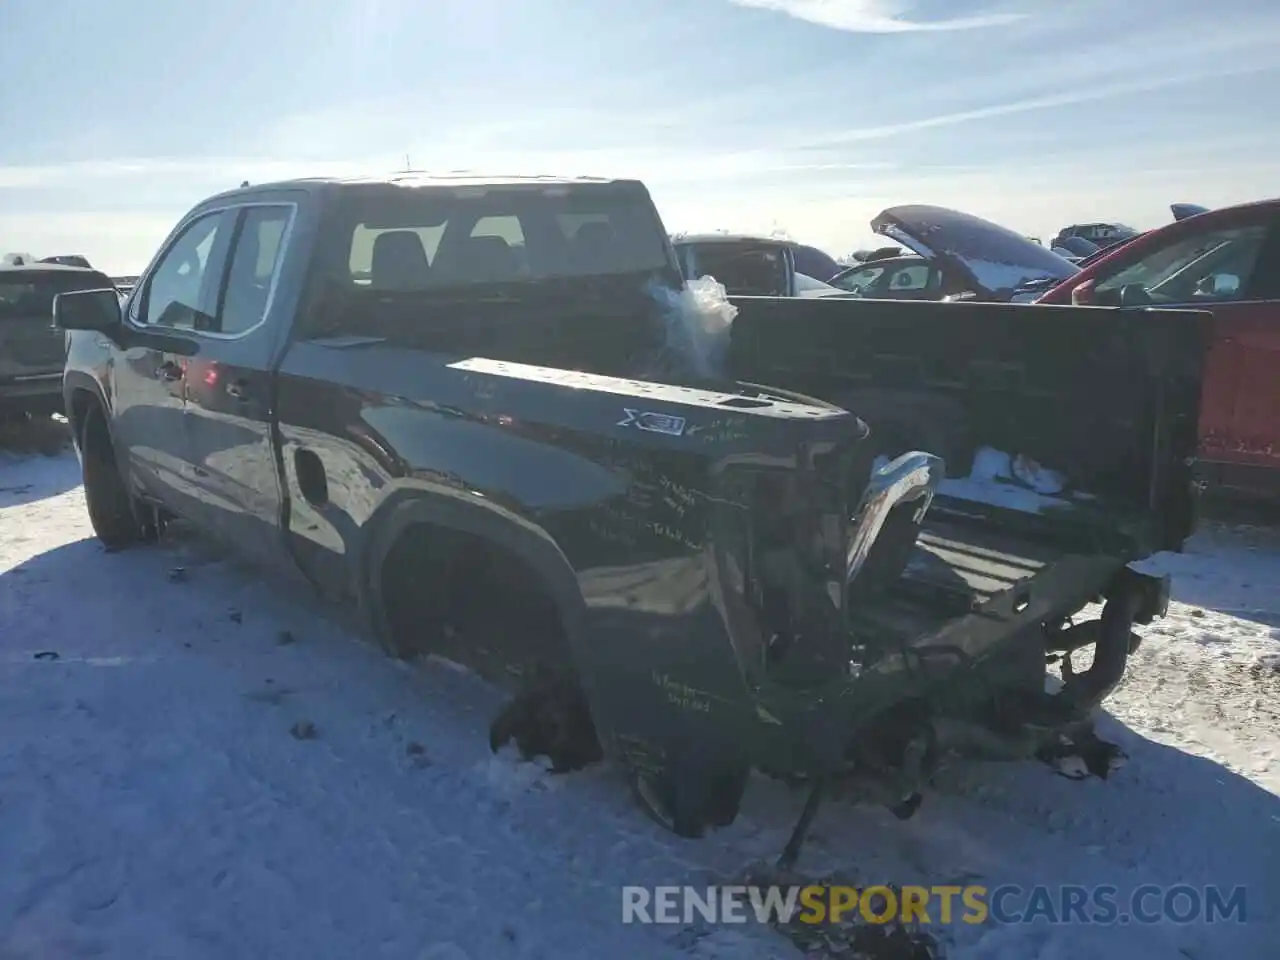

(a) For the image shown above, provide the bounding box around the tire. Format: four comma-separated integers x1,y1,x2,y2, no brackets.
627,762,749,839
79,406,156,550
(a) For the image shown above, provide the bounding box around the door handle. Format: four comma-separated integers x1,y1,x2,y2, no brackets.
225,379,250,401
157,360,184,382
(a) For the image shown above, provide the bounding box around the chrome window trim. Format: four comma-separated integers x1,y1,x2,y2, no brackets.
125,200,299,342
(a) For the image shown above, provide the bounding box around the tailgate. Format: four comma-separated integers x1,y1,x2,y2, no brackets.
727,296,1211,554
0,310,64,378
0,269,110,379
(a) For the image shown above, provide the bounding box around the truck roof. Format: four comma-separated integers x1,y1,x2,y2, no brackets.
675,233,784,245
200,172,643,205
0,262,103,276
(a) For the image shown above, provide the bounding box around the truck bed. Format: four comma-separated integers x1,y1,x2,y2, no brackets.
848,505,1073,644
727,296,1208,557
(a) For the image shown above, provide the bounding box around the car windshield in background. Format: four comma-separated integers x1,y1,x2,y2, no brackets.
0,270,110,320
332,183,672,290
789,244,841,283
685,244,789,296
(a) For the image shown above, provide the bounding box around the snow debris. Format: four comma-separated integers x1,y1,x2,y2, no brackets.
2,438,1278,959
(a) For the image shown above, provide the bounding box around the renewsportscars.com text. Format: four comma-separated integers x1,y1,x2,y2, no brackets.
621,884,1248,927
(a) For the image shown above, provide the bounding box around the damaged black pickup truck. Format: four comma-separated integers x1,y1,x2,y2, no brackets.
54,174,1208,864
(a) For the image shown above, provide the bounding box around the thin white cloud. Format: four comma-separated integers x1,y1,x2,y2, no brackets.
728,0,1023,33
798,59,1279,151
6,147,1274,276
0,144,892,194
0,157,394,190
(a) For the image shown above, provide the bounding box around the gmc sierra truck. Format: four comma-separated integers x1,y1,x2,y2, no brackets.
54,174,1207,862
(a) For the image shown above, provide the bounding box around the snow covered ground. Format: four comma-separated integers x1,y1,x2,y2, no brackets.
2,434,1278,959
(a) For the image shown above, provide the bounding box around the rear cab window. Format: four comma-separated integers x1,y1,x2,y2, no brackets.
334,180,674,291
0,268,114,321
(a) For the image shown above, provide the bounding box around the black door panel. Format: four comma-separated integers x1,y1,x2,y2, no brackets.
110,210,234,509
182,202,301,579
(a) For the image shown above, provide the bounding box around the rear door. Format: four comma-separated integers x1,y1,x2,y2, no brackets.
181,199,302,576
1088,214,1280,495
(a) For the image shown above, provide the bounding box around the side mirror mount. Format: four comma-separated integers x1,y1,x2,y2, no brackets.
1070,279,1096,305
53,288,123,334
1117,282,1151,308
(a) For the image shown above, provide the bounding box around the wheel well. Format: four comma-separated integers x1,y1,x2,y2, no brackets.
68,388,101,442
377,521,573,682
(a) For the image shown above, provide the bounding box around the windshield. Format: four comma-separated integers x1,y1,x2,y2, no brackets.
789,244,841,282
794,272,843,297
829,264,882,295
325,182,673,290
1093,224,1267,305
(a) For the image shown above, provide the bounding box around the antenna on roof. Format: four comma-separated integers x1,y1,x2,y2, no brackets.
391,153,426,178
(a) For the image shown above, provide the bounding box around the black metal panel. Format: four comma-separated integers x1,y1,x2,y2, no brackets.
727,296,1210,553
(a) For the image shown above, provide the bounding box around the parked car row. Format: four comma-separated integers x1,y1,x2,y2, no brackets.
672,199,1280,504
6,188,1278,505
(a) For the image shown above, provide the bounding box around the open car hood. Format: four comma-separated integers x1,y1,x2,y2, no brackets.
1171,202,1209,221
871,204,1080,300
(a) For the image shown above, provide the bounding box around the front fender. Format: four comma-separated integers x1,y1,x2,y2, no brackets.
62,328,116,422
61,366,113,454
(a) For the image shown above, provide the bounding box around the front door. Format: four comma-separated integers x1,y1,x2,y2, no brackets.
112,209,235,509
181,200,301,578
1197,222,1280,493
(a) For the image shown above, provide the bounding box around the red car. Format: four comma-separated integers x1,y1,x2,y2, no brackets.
1036,199,1280,502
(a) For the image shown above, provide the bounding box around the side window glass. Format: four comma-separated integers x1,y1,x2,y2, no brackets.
137,212,228,328
1244,219,1280,301
889,265,930,290
219,205,292,335
1094,224,1268,305
833,266,883,293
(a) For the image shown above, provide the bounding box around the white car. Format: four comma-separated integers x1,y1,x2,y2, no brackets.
793,272,850,298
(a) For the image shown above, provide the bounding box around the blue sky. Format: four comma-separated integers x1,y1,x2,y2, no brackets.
2,0,1277,274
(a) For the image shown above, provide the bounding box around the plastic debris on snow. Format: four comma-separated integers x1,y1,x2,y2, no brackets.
647,275,737,379
937,446,1072,514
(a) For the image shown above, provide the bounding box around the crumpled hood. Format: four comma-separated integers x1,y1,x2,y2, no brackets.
871,204,1079,300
